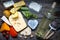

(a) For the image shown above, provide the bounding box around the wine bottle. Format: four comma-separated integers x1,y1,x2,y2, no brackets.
47,2,56,20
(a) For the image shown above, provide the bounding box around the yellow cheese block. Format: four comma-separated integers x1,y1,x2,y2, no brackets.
10,7,20,14
9,12,27,32
14,1,25,8
0,23,10,32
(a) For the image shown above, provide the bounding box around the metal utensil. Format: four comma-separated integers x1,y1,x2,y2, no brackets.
1,16,11,26
44,21,57,39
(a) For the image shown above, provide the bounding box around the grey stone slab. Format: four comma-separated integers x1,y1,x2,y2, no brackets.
0,33,6,40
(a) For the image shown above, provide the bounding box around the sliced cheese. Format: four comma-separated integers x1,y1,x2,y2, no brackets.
9,12,27,32
20,27,31,35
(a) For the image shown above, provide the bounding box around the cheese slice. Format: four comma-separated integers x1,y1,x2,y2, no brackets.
9,12,27,32
20,27,31,35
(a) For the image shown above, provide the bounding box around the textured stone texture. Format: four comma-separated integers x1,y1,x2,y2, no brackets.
0,0,60,40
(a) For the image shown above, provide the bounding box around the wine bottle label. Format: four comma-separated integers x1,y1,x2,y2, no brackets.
47,13,51,18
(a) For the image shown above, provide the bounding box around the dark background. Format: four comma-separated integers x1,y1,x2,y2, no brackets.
0,0,60,40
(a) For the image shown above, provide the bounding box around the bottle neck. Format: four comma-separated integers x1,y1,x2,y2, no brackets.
51,2,56,9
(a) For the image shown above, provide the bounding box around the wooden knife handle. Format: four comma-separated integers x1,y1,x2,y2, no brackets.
46,32,54,39
44,29,51,39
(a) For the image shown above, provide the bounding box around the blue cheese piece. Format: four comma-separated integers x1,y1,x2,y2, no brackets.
3,0,14,8
29,2,42,12
28,20,38,29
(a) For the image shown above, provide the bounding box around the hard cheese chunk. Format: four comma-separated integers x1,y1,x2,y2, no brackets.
14,1,25,8
9,12,27,32
20,27,31,35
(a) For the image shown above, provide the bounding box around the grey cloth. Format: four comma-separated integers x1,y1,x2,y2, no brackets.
0,33,6,40
9,36,14,40
0,19,3,26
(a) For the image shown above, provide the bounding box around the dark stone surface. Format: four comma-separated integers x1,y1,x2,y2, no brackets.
0,33,6,40
0,2,4,27
0,0,60,40
48,30,60,40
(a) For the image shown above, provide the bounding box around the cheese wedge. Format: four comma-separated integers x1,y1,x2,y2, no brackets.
14,1,25,8
9,12,27,32
20,27,31,35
